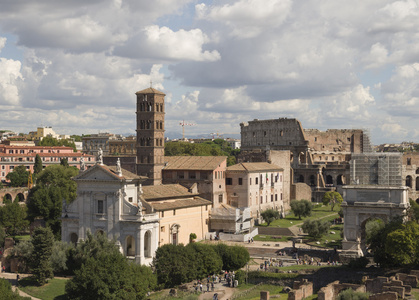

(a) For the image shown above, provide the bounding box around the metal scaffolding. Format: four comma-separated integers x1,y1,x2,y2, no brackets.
350,152,402,186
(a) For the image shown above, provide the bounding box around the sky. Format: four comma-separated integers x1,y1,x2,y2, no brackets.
1,0,419,144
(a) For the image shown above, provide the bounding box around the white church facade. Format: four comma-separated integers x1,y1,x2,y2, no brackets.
61,161,159,265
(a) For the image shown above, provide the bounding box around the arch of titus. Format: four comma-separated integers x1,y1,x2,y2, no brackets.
341,185,409,257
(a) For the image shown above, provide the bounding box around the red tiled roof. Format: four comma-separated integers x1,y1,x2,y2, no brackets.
163,156,227,171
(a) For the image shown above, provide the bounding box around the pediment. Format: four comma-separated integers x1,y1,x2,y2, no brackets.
74,164,120,181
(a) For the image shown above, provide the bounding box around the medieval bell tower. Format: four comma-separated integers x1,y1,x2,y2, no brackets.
135,87,165,185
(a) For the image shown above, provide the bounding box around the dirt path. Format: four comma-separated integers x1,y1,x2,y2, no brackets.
0,272,41,300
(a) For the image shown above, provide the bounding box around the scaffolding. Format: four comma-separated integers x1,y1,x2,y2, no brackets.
361,128,373,153
350,152,402,186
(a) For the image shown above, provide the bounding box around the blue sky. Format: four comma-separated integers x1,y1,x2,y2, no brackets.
1,0,419,144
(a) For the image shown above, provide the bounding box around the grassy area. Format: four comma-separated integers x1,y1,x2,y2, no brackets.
19,277,67,300
306,224,343,248
234,284,286,299
258,204,340,228
252,235,293,242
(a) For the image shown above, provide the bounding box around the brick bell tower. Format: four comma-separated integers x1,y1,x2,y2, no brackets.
135,87,165,185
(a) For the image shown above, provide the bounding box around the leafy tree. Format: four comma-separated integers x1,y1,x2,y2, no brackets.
153,243,197,287
0,226,6,247
66,232,156,299
60,157,69,167
165,140,239,166
385,221,419,266
302,219,330,239
10,240,33,272
50,241,73,274
260,209,280,226
30,227,55,285
38,136,76,152
0,278,30,299
365,219,385,244
6,165,29,187
0,199,29,236
213,243,250,271
368,217,405,266
408,199,419,221
34,154,43,176
322,191,343,211
27,165,79,237
186,243,222,279
189,233,197,243
290,199,312,219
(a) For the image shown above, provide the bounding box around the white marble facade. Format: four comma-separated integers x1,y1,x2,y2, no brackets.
62,163,159,265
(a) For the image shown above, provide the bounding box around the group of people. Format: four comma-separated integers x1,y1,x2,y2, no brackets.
247,237,254,243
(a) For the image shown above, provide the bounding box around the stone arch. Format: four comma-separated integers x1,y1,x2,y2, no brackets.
144,231,152,258
326,175,333,185
309,175,315,186
16,193,25,202
4,193,12,202
406,175,412,188
298,174,304,183
299,152,305,164
70,233,78,245
337,174,345,186
170,224,180,246
416,168,419,174
126,235,135,256
416,177,419,191
359,217,386,255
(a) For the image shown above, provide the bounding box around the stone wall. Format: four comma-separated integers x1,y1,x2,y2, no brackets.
288,279,313,300
290,183,312,202
369,291,398,300
318,281,365,300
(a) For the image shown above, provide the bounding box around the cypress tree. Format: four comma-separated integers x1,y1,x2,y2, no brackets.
34,154,43,175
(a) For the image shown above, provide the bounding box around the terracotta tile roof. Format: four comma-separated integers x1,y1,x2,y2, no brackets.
0,153,93,157
163,156,227,171
227,162,283,172
142,184,198,200
135,87,165,95
149,196,211,211
105,165,144,180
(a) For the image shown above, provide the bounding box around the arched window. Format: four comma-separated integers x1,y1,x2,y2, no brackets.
126,235,135,256
326,175,333,185
406,176,412,188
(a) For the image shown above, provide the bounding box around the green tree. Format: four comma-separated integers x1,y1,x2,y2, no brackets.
30,227,55,285
385,221,419,266
365,219,385,244
302,219,330,239
38,136,76,152
66,233,156,299
11,240,34,272
0,199,29,236
33,154,43,176
6,165,29,187
322,191,343,211
290,199,312,219
50,241,73,274
0,278,30,299
260,209,280,226
27,165,79,237
0,225,6,247
153,243,197,288
186,243,222,279
213,243,250,271
60,157,69,167
408,199,419,221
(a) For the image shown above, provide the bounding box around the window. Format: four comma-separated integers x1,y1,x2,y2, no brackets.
226,178,233,185
161,226,165,232
161,211,164,217
275,194,278,201
260,196,263,204
238,178,243,185
408,158,412,165
173,209,176,216
98,200,104,214
255,177,258,185
128,197,133,202
271,195,273,202
218,194,223,203
189,172,196,179
250,178,252,185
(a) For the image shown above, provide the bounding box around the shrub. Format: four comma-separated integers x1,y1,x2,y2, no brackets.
347,256,369,269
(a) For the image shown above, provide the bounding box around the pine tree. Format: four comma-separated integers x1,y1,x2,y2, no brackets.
30,227,54,285
34,154,43,175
